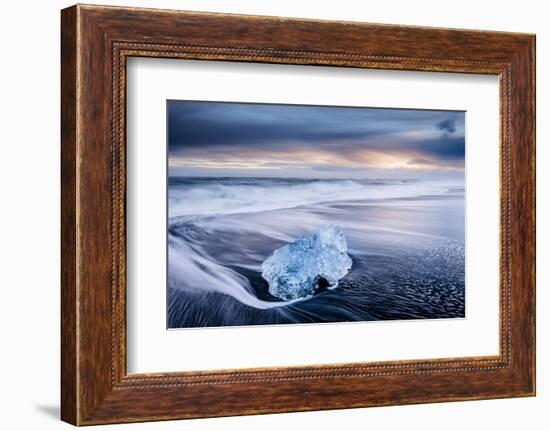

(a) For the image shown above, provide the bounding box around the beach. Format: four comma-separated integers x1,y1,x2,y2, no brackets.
167,177,465,328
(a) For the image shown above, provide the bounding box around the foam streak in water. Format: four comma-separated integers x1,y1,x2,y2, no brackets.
168,234,296,310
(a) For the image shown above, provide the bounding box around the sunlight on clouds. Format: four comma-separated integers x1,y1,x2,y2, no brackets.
169,146,463,173
167,101,465,178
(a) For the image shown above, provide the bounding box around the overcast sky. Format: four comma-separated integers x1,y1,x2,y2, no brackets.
168,100,465,179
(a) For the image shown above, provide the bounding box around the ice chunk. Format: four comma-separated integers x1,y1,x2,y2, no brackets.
261,225,353,300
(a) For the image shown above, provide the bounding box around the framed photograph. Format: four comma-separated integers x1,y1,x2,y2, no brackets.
61,4,535,425
165,101,467,329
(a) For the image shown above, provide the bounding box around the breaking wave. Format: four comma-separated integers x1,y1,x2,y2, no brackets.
168,177,462,219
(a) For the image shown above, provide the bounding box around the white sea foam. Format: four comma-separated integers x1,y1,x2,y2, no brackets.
168,234,299,309
168,178,462,219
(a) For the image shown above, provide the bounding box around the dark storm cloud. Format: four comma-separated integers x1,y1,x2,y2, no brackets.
168,100,465,171
413,136,465,160
168,102,383,149
436,118,457,133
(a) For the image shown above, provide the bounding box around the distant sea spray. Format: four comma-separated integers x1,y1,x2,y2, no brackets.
168,177,464,220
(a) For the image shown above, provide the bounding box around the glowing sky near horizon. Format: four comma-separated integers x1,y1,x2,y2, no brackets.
168,100,465,179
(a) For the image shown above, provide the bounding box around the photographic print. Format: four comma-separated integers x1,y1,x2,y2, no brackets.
167,101,465,329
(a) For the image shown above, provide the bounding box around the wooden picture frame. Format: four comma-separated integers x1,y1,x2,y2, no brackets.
61,4,535,425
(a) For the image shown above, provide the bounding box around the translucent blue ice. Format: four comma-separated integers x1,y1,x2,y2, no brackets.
261,225,353,300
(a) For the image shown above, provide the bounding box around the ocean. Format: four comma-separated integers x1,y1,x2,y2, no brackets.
167,177,465,328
